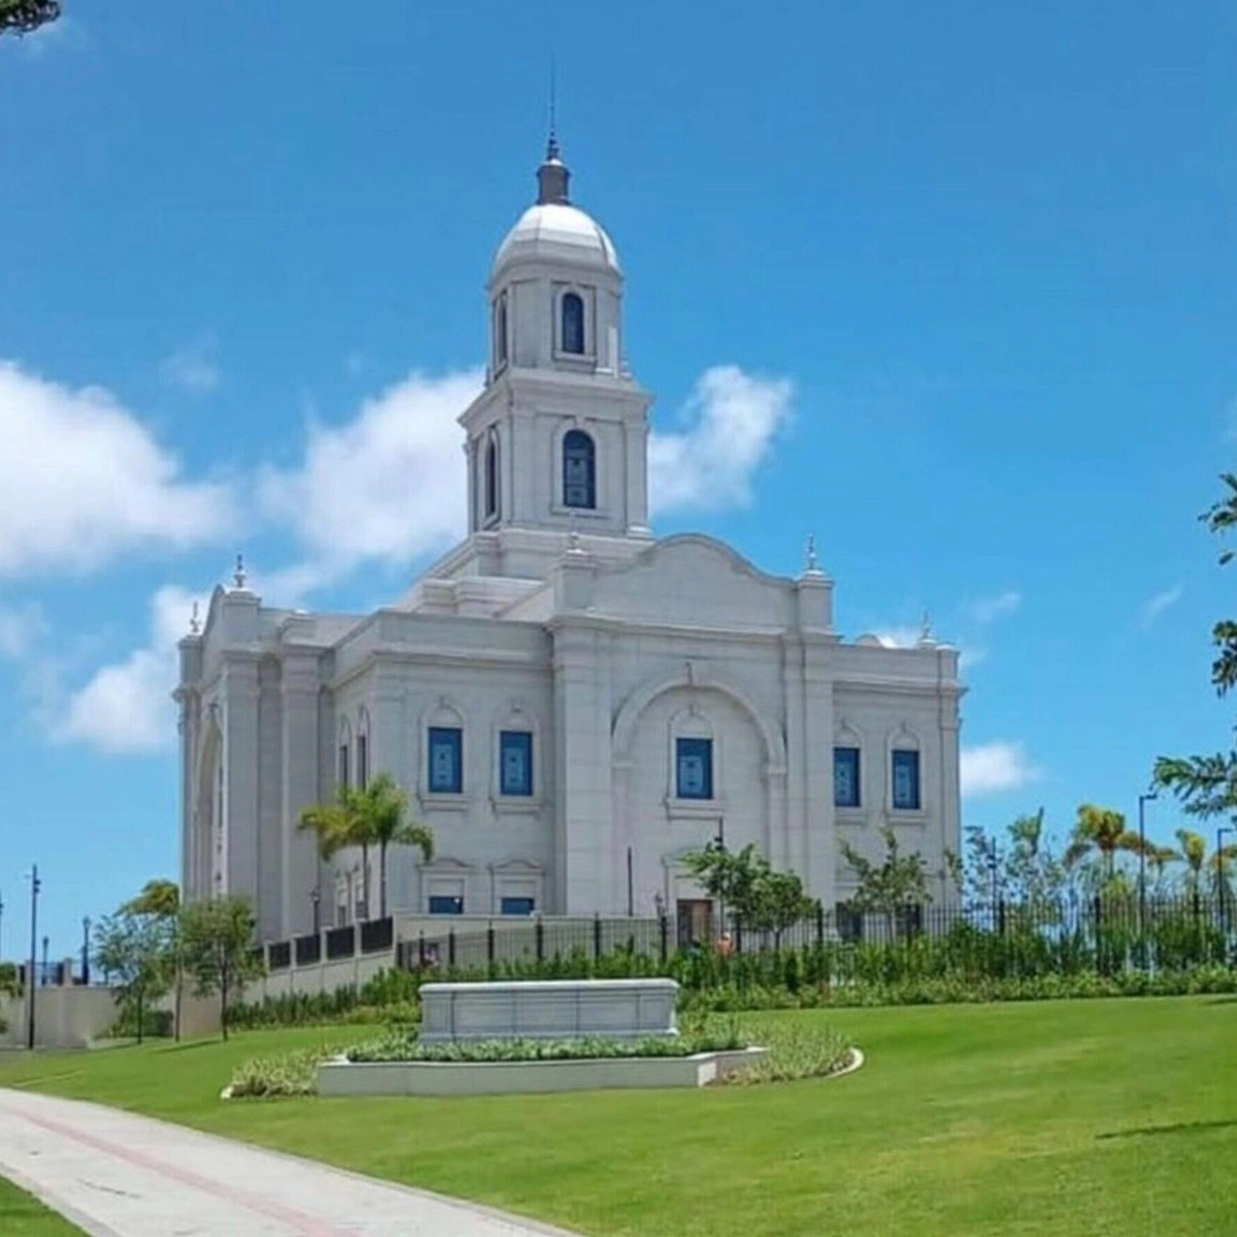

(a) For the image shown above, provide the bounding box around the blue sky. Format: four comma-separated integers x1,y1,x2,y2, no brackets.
1,0,1234,959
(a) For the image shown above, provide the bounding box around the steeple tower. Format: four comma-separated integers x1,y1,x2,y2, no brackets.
456,136,652,552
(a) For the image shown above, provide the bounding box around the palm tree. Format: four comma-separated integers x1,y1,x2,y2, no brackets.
361,774,434,919
1145,844,1180,893
299,783,370,915
1173,829,1237,897
1063,804,1144,885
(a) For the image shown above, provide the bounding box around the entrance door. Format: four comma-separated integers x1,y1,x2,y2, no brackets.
676,898,713,948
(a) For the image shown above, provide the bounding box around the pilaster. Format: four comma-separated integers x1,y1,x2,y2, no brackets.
280,654,321,937
222,657,260,912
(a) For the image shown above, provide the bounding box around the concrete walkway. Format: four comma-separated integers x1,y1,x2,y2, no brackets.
0,1088,581,1237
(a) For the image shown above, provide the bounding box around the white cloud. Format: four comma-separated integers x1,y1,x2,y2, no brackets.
56,585,204,755
648,366,793,515
0,603,45,659
966,590,1022,624
258,369,482,582
1140,583,1183,628
0,362,235,577
160,338,220,394
960,741,1038,798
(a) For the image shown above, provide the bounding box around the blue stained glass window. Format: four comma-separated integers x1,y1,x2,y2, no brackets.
892,749,921,811
484,436,498,519
676,737,714,800
501,896,536,916
500,731,533,796
562,429,596,509
428,895,464,915
561,291,585,354
428,726,462,794
834,747,860,808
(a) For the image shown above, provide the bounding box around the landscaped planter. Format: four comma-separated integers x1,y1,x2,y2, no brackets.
317,1046,769,1096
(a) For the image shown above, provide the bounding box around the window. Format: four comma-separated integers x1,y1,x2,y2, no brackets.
501,896,536,916
892,749,921,811
338,742,350,789
428,895,464,915
428,726,463,794
562,429,596,509
357,733,368,791
499,730,533,796
561,291,585,354
484,435,499,520
676,737,713,800
833,746,860,809
493,295,508,367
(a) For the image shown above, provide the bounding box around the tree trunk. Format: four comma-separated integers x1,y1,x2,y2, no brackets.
173,967,182,1043
379,843,388,919
220,958,229,1042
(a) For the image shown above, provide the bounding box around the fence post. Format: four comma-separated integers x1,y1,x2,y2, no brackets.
1092,895,1103,974
658,913,669,964
734,914,743,955
448,929,456,969
418,931,426,968
487,921,496,966
815,900,825,950
535,917,545,963
997,898,1006,938
593,913,603,961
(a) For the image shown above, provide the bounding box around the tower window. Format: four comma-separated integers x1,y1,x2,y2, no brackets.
833,746,860,808
494,295,508,367
484,434,499,521
676,737,714,800
562,428,596,509
561,291,585,355
428,727,463,794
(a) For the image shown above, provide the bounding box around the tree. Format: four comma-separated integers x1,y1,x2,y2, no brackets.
840,824,932,938
682,841,769,927
1153,475,1237,821
93,911,173,1043
178,896,263,1041
0,0,61,39
1172,829,1237,899
1062,804,1144,886
121,879,183,1040
299,783,370,914
747,869,816,949
299,775,434,920
360,774,433,919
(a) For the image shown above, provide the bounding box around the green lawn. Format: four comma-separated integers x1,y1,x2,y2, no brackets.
0,1177,84,1236
1,998,1234,1236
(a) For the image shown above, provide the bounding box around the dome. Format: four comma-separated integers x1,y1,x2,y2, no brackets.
491,201,620,282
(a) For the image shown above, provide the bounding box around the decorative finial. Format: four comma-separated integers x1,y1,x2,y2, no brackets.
536,65,570,206
919,609,934,643
233,553,246,590
806,534,819,573
189,601,201,635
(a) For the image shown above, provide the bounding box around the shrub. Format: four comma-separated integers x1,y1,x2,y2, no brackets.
728,1016,852,1084
227,1044,344,1098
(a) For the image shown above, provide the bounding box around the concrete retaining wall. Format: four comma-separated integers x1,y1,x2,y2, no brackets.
0,988,119,1049
317,1047,768,1096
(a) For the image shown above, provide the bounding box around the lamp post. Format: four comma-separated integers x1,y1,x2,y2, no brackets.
26,865,40,1050
309,888,321,935
0,888,5,959
1138,791,1157,959
81,917,91,986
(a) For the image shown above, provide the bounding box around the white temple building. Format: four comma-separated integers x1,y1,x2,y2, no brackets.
176,135,964,943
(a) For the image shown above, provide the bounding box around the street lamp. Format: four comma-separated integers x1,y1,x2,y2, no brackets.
25,865,40,1050
309,888,321,935
1138,790,1157,947
81,917,91,986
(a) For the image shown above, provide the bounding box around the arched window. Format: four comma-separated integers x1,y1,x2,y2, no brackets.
493,295,508,367
562,429,596,509
561,291,585,355
484,434,499,520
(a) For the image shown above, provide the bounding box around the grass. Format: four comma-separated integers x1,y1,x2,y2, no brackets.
0,1177,85,1236
1,997,1234,1236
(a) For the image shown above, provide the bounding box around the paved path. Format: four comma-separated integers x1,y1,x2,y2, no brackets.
0,1087,581,1237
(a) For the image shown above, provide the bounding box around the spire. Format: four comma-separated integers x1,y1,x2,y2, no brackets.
536,60,570,205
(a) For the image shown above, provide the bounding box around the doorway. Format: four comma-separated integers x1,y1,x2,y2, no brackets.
676,898,713,948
